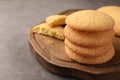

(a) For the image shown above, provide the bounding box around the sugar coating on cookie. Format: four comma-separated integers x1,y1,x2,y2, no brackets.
64,26,114,47
65,39,113,57
98,6,120,36
66,10,114,31
65,46,115,64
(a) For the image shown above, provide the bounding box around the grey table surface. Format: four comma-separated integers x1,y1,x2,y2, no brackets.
0,0,120,80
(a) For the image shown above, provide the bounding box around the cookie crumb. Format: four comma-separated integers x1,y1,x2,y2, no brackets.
47,39,54,44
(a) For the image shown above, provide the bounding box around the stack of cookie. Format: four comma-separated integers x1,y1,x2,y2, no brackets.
64,10,115,64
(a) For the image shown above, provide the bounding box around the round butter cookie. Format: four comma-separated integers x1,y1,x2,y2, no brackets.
98,6,120,36
64,26,114,47
45,15,67,27
97,6,120,14
65,39,113,57
65,10,114,31
65,46,115,64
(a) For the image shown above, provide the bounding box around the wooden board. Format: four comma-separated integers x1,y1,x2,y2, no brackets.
28,9,120,80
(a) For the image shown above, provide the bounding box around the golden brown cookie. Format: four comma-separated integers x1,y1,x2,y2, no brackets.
65,10,114,31
98,6,120,36
65,46,115,64
33,23,64,40
65,39,113,57
97,6,120,14
32,24,40,33
45,15,67,27
64,26,114,47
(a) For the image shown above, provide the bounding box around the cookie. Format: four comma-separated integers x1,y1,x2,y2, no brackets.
65,39,113,57
97,6,120,14
32,24,40,33
64,26,114,47
65,46,115,64
98,6,120,36
33,23,64,40
45,15,67,27
65,10,114,31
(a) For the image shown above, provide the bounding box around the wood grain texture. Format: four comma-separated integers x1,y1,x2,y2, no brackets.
28,9,120,80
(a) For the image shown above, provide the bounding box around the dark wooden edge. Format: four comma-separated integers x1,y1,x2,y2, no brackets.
29,42,99,80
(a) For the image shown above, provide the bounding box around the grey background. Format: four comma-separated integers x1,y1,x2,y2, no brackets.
0,0,120,80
